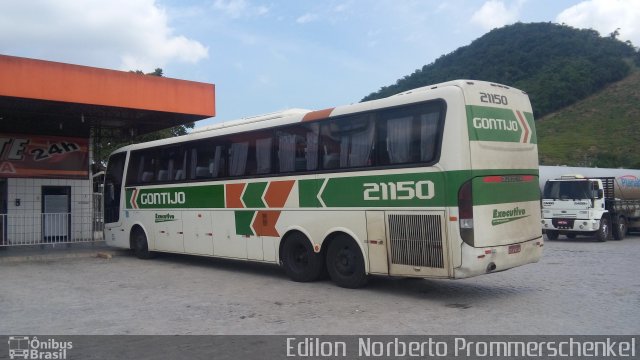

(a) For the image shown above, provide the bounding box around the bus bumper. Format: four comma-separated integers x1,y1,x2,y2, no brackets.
453,237,544,279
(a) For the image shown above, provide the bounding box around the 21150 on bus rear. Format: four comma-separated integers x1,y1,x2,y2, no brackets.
103,80,543,288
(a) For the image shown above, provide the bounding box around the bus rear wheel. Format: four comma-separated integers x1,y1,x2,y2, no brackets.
545,230,559,240
281,232,323,282
131,228,153,259
326,235,368,289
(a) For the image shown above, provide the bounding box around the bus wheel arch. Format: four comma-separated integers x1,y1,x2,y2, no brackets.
323,232,369,289
130,224,154,259
279,230,324,282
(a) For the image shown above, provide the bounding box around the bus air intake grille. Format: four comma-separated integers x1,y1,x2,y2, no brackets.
387,214,444,268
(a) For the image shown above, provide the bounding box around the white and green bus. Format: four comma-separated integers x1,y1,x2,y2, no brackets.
103,80,543,288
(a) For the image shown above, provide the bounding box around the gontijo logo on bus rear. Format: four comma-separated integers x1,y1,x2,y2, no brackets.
466,105,536,144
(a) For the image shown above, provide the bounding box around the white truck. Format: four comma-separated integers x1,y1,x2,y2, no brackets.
539,166,640,241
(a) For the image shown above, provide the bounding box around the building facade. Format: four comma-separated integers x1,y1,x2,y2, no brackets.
0,54,215,247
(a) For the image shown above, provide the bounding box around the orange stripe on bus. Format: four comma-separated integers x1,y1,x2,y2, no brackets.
264,180,295,208
302,108,334,122
225,183,246,208
252,211,281,237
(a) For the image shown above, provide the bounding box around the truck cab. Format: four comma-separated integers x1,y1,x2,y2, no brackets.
541,175,611,241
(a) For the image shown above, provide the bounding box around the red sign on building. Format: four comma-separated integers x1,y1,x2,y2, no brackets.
0,133,89,179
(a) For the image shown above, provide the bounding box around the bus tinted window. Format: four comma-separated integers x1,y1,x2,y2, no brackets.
228,131,273,176
320,114,375,169
126,150,157,184
123,100,444,185
378,103,442,166
276,123,319,173
157,146,186,182
189,140,226,180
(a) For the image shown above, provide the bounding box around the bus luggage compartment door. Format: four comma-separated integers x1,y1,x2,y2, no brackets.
384,211,449,277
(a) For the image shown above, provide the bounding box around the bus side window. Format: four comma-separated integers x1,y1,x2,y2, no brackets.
276,123,318,173
229,141,249,177
379,104,442,166
190,141,226,180
321,115,374,169
156,146,184,182
140,152,156,183
277,130,297,173
420,112,439,162
256,137,272,174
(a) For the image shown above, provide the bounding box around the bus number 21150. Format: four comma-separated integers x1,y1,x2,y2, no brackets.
363,180,434,201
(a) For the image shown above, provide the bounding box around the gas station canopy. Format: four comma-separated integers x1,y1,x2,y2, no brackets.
0,54,215,137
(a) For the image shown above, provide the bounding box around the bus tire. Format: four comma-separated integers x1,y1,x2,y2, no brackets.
545,230,559,241
326,235,368,289
281,232,323,282
612,216,627,241
131,227,154,259
595,216,611,242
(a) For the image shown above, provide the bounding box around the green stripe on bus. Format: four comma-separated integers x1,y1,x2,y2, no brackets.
125,169,539,210
299,179,324,207
242,182,268,208
235,211,255,236
299,169,539,208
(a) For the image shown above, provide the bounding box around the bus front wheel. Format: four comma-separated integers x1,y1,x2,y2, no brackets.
281,232,323,282
131,228,153,259
326,235,368,289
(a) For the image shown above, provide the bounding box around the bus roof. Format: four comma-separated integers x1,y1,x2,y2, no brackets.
111,79,526,155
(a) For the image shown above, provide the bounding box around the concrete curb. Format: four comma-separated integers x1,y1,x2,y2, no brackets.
0,248,130,264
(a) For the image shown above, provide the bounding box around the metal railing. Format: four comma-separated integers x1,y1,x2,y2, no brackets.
0,209,104,247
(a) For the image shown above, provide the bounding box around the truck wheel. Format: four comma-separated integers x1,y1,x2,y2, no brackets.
546,230,559,240
595,217,611,242
281,232,323,282
612,216,627,241
566,233,577,239
326,235,368,289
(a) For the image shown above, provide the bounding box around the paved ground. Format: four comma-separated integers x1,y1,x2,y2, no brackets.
0,234,638,335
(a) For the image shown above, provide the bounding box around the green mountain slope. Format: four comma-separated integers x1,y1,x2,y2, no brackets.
537,70,640,168
362,22,636,119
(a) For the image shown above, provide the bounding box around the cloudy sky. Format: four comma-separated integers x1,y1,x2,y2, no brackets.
1,0,639,127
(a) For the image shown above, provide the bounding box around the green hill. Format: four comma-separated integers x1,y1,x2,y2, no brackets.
537,69,640,168
363,22,635,118
362,22,640,167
